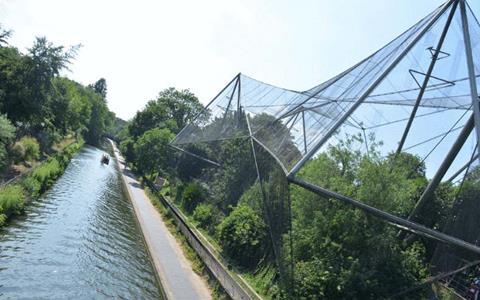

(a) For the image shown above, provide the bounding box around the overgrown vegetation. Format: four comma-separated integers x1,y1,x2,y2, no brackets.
0,24,115,181
0,185,25,226
0,141,82,226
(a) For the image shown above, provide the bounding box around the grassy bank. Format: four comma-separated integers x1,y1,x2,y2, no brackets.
0,140,83,227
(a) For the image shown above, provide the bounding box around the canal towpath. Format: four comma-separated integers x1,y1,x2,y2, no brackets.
110,140,211,300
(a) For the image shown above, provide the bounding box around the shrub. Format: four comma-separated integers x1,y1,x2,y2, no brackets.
193,203,217,233
20,137,40,161
0,114,15,171
31,158,62,193
0,213,6,227
22,176,41,198
0,185,26,217
56,142,81,167
217,204,267,267
10,142,26,163
182,183,204,213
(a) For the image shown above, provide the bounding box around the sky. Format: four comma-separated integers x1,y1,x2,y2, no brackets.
1,0,479,121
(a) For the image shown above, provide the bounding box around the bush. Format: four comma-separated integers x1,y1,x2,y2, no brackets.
20,136,40,161
31,158,62,193
56,142,82,167
0,185,26,217
0,114,15,171
217,204,267,267
10,142,26,163
22,176,41,198
193,203,217,233
182,183,204,213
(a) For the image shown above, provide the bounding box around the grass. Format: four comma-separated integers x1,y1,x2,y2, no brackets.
0,184,26,225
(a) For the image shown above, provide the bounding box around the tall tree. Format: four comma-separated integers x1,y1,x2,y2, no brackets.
128,87,203,139
89,78,107,99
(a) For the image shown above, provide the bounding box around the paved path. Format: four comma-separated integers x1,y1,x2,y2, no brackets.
110,141,211,300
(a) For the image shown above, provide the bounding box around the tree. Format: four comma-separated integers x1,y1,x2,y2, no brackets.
0,25,11,47
0,114,15,171
134,128,174,178
217,204,267,267
83,86,113,145
128,87,203,139
89,78,107,99
181,182,204,213
52,77,92,135
289,136,429,299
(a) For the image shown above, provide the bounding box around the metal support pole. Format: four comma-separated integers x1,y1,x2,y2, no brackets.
223,75,240,119
396,0,459,155
447,152,479,182
168,144,222,167
288,0,455,178
289,176,480,255
460,0,480,160
276,1,449,123
172,74,240,144
236,74,241,112
408,114,474,221
302,110,307,154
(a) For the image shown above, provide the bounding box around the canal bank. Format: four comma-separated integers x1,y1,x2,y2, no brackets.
110,140,211,300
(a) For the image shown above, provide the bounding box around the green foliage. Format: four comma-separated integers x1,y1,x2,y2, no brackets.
18,136,40,161
0,184,25,217
107,117,128,141
0,141,82,228
89,78,107,99
290,135,431,298
51,77,92,135
128,87,203,139
0,28,113,172
0,27,111,150
22,141,82,198
0,213,5,227
30,158,61,193
83,85,114,145
21,176,41,198
211,138,257,212
134,128,174,177
0,114,15,142
182,183,204,213
217,204,267,268
0,37,78,124
117,87,204,186
10,142,25,163
0,114,15,170
193,203,217,233
120,137,136,163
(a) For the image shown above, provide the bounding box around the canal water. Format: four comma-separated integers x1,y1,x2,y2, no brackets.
0,146,163,299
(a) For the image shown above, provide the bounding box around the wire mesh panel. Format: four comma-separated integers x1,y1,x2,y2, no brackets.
169,0,480,298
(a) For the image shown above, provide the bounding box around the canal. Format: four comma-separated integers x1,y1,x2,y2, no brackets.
0,146,163,299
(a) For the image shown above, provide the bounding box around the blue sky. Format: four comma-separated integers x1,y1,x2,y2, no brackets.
1,0,479,120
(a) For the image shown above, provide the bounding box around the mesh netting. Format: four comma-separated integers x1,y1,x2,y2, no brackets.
170,0,480,297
